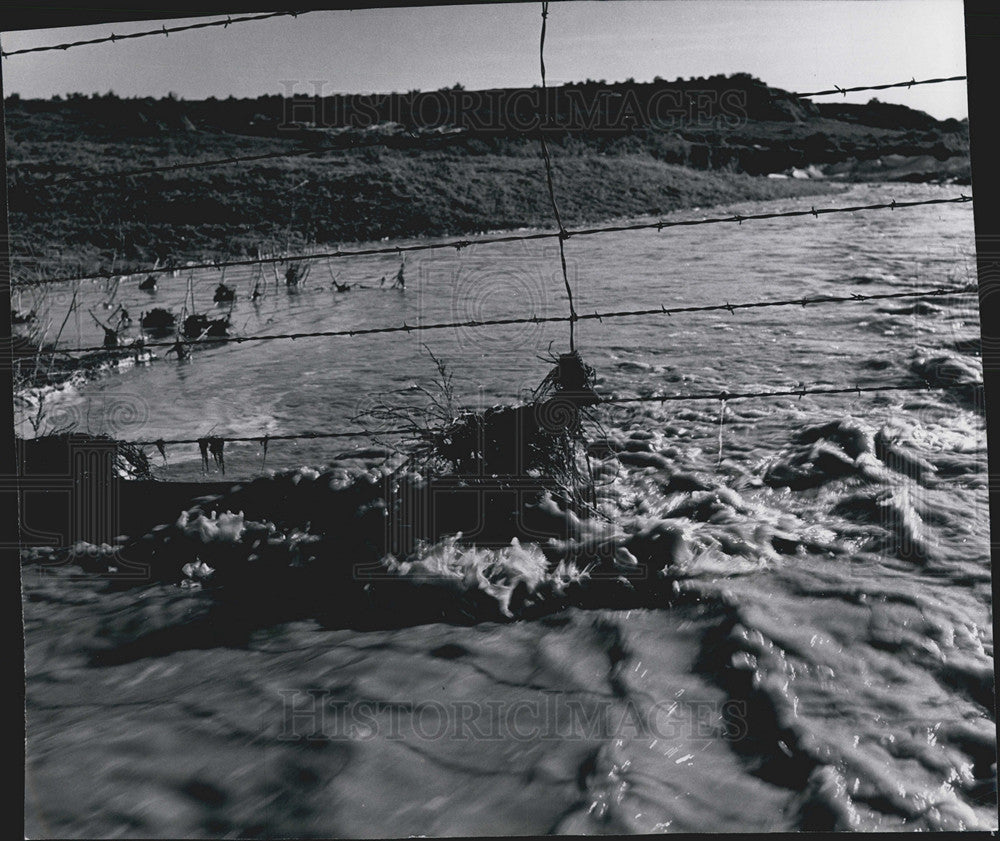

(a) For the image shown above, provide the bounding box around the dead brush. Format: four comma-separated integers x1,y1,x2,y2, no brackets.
355,345,604,517
11,282,63,392
283,261,311,287
17,432,154,480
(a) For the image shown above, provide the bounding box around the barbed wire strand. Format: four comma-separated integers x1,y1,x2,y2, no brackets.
1,11,310,58
14,194,973,288
115,380,979,449
600,380,979,405
537,1,577,352
793,75,967,98
130,427,412,447
41,284,977,356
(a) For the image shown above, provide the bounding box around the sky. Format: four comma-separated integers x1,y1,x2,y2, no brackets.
0,1,969,120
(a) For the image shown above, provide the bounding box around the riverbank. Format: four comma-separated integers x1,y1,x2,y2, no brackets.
8,146,843,282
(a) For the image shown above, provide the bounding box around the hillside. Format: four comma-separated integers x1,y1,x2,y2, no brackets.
4,74,969,280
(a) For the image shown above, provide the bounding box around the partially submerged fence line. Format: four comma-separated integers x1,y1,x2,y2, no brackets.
130,427,412,447
600,381,980,405
110,379,979,468
50,284,976,356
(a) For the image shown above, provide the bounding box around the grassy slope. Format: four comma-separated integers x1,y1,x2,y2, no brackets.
7,142,839,281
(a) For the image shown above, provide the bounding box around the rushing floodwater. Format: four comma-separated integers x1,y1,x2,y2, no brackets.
21,183,995,835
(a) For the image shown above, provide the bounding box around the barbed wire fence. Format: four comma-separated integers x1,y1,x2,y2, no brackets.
116,379,979,453
5,4,980,472
38,285,976,357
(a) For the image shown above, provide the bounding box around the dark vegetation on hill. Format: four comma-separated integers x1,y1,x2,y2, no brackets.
5,74,969,280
